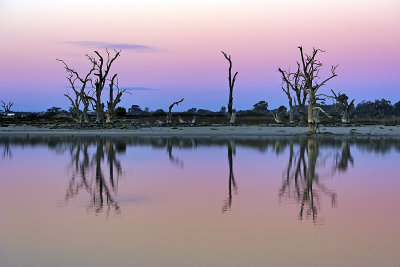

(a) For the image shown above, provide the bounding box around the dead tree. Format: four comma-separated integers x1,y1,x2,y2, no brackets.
331,90,354,124
166,98,184,125
221,51,238,124
1,100,13,115
278,64,307,123
298,46,337,133
105,74,127,123
86,49,121,123
281,84,294,124
57,59,95,123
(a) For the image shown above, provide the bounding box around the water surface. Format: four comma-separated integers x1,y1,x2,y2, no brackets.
1,136,399,266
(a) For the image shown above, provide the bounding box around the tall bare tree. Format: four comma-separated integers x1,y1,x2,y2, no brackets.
297,46,337,133
331,90,354,124
166,98,184,125
86,49,121,123
57,59,95,123
221,51,238,123
1,100,13,115
105,74,127,123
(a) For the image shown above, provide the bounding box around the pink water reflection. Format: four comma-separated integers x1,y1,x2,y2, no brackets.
0,137,399,266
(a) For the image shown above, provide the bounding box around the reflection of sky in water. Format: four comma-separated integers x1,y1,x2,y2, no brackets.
0,137,399,266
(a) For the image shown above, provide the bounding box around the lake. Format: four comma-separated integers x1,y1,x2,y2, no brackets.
0,136,399,267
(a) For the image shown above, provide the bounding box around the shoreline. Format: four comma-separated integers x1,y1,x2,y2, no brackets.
1,125,400,137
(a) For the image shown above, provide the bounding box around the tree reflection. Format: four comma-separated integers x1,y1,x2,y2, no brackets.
333,140,354,173
280,138,339,223
1,139,11,159
166,139,184,168
222,140,238,213
65,138,123,215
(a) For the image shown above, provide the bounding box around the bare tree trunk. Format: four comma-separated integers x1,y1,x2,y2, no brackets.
229,109,236,125
289,107,294,124
167,98,184,125
222,51,238,123
307,90,316,133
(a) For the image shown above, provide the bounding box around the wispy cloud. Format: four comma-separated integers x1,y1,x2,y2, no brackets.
125,87,159,91
66,41,155,51
62,85,159,91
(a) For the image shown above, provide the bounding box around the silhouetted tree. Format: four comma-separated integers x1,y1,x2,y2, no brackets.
115,107,127,117
278,64,307,123
394,101,400,116
1,100,13,115
86,49,121,123
253,101,268,113
105,74,128,123
167,98,184,125
221,51,238,124
57,58,95,123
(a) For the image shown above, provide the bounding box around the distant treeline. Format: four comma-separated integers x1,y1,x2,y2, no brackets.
1,98,400,119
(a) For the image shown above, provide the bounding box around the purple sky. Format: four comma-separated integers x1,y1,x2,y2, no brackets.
1,0,399,112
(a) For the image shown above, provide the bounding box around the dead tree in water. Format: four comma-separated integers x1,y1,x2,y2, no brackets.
331,90,354,124
221,51,238,124
298,46,337,133
278,64,307,123
57,59,95,123
105,74,127,123
1,100,13,115
86,49,121,123
166,98,184,125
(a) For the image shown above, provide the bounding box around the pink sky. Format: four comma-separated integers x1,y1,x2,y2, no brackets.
1,0,399,111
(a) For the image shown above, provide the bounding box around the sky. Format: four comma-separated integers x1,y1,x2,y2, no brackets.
0,0,399,112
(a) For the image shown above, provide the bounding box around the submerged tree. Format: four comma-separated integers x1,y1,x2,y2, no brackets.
221,51,238,124
1,100,13,115
331,90,355,124
166,98,184,125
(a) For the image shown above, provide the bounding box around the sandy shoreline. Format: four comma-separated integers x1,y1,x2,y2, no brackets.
1,125,400,137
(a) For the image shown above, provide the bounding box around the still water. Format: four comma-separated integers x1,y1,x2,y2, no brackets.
0,136,399,267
